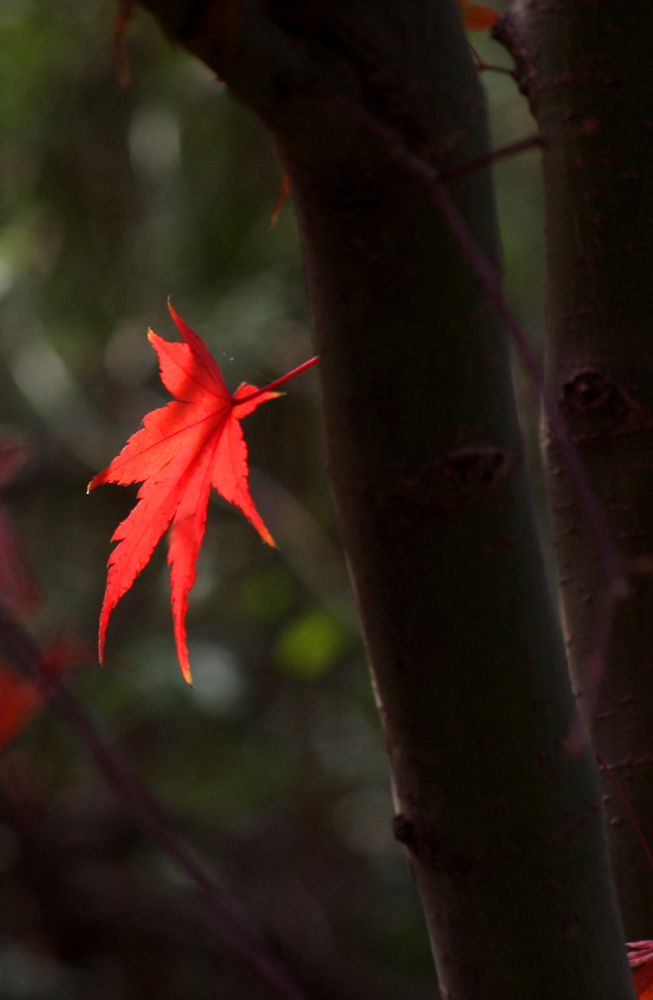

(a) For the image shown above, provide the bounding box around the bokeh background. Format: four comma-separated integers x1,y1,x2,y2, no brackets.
0,2,543,997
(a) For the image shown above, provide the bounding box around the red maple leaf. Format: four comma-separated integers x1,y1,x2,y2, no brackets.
89,304,318,684
629,941,653,999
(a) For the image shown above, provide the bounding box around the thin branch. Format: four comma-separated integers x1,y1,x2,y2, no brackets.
235,354,319,405
468,41,516,77
478,62,516,76
282,81,632,727
307,85,627,600
438,134,545,182
0,606,312,1000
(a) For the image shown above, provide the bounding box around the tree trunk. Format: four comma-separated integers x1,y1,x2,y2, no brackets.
137,0,635,995
497,0,653,943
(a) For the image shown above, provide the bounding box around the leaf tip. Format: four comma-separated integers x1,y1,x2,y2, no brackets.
262,528,276,549
178,649,193,686
167,298,181,328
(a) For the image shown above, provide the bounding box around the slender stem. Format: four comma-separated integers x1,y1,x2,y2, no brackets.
478,62,516,76
468,42,516,77
313,86,626,594
297,85,629,768
235,355,319,405
438,135,545,182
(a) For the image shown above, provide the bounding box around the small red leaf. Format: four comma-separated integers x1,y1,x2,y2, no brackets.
459,1,498,29
90,304,318,683
0,641,78,749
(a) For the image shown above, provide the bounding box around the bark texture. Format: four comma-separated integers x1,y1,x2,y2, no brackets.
138,0,635,995
497,0,653,942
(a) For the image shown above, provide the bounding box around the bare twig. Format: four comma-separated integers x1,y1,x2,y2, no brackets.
478,62,516,76
438,134,545,181
289,83,631,729
468,41,516,77
306,86,628,595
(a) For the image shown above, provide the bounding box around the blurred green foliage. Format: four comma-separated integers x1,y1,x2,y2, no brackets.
0,2,543,997
275,611,354,678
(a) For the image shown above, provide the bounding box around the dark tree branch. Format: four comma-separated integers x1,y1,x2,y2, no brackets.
0,605,313,1000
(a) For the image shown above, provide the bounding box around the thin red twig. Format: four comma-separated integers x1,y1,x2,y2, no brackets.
235,355,319,405
438,135,545,182
468,41,515,77
478,62,516,76
312,87,627,597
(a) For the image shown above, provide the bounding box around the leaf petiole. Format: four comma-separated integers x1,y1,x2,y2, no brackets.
235,355,319,405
